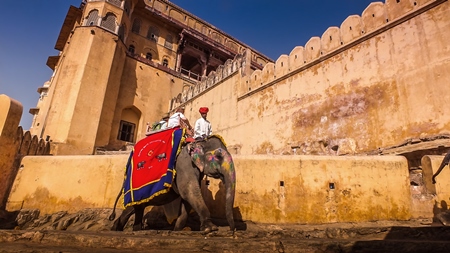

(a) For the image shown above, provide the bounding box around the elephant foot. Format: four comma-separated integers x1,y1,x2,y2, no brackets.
111,219,124,231
200,220,218,234
132,224,143,231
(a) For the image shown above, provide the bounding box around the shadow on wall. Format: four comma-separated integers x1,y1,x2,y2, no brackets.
202,179,247,231
434,200,450,225
140,179,246,231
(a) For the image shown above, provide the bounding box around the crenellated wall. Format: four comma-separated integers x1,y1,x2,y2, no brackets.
0,95,51,210
172,0,450,156
170,54,245,110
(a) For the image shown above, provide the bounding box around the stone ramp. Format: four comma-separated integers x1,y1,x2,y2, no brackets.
2,223,450,253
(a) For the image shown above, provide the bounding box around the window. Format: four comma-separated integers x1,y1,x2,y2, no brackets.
128,45,135,54
85,10,99,26
101,13,117,32
117,120,135,142
164,34,173,49
147,26,159,41
146,52,152,60
162,59,168,67
131,18,141,34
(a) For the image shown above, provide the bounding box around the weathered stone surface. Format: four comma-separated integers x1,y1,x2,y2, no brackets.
2,208,450,252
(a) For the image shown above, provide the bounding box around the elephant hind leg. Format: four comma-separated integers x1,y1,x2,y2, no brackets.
111,206,135,231
173,201,190,231
133,204,145,231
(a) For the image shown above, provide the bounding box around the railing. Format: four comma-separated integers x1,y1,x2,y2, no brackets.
180,68,201,81
125,51,200,83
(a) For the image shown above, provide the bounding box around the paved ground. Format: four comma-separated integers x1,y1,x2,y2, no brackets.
2,219,450,252
2,209,450,252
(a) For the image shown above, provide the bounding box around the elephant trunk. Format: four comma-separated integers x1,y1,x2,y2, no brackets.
221,149,236,231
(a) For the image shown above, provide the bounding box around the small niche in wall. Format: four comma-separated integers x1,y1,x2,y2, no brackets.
280,181,284,187
329,182,335,190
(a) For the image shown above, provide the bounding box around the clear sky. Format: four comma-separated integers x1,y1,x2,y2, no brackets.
0,0,375,130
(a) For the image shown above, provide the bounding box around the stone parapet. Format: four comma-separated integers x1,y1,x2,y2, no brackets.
5,153,427,225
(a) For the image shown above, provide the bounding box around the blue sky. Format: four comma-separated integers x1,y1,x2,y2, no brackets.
0,0,375,129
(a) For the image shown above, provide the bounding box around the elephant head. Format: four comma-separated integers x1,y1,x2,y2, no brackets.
190,138,236,231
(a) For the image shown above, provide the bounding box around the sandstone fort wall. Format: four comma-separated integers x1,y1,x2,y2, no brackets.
0,95,51,210
171,0,450,156
5,153,416,224
4,147,449,223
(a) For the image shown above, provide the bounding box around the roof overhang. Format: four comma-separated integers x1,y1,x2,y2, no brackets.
46,56,60,70
29,107,40,115
55,5,82,51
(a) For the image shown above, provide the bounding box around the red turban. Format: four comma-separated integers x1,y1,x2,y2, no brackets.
199,107,209,114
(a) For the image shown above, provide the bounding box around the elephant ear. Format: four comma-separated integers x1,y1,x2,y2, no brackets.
189,143,206,172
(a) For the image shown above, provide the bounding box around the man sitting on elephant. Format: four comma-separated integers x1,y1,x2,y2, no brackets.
193,107,212,141
168,106,193,137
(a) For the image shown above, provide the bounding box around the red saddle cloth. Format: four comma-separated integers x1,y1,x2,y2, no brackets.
123,127,184,207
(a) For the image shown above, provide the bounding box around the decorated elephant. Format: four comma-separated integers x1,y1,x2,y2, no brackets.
110,134,236,233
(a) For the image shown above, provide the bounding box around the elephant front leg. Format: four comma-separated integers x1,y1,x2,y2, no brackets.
182,185,217,233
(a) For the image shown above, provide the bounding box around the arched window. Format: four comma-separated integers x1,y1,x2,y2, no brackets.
128,45,135,54
101,13,117,32
146,26,159,41
131,18,141,34
146,52,152,60
164,34,173,49
85,9,99,26
162,59,168,67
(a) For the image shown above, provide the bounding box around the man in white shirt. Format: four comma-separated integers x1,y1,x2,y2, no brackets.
194,107,212,140
159,113,170,130
167,107,193,135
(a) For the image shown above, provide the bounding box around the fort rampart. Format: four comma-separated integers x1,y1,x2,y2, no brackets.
0,94,448,224
171,0,450,156
3,145,450,224
0,95,51,210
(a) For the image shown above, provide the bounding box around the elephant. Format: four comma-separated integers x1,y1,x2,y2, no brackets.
109,135,236,233
432,150,450,184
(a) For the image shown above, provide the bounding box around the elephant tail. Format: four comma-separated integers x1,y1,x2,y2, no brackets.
109,150,134,221
108,188,123,221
